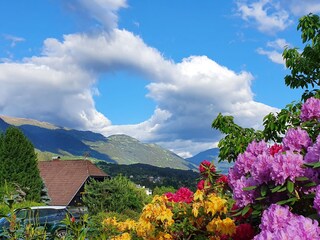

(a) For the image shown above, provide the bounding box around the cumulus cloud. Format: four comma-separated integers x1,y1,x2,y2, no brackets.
257,38,291,65
237,0,293,34
0,28,277,156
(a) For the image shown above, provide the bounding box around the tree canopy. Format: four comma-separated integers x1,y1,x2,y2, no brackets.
0,127,43,201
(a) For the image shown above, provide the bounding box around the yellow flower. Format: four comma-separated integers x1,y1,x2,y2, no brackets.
157,208,174,226
156,232,173,240
217,218,236,236
102,217,118,227
111,232,131,240
205,194,227,216
135,219,155,238
194,189,204,201
206,218,221,232
117,219,136,232
192,202,202,217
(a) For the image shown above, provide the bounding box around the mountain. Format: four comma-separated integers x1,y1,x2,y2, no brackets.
0,115,195,170
186,148,233,174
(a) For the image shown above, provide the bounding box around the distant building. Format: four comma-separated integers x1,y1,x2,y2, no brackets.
38,159,109,206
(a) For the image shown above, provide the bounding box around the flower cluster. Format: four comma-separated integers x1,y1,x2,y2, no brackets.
164,187,193,203
228,125,319,207
300,97,320,121
254,204,320,239
102,186,236,240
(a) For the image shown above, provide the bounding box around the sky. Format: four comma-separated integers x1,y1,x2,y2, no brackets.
0,0,320,158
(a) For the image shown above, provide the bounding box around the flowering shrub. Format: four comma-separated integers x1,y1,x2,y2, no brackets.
100,160,238,239
102,189,236,239
227,97,320,238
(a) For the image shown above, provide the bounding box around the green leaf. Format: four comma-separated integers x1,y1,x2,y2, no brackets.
271,185,282,193
295,176,309,181
241,205,251,216
243,186,257,191
261,185,267,197
276,197,297,205
287,180,294,193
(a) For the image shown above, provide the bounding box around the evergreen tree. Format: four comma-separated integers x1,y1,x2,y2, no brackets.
0,127,43,201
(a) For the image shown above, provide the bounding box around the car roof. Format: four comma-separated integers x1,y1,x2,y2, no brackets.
28,206,67,210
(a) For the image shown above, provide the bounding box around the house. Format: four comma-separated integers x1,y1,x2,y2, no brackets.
38,158,109,206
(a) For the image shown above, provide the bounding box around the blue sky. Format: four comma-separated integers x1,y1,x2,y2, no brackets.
0,0,319,157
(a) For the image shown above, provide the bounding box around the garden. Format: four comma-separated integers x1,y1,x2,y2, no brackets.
0,13,320,240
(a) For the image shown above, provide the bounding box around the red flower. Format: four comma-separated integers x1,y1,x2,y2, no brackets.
216,175,228,184
199,160,216,173
164,192,174,201
165,187,193,203
71,216,76,223
197,180,211,190
269,144,283,156
233,223,255,240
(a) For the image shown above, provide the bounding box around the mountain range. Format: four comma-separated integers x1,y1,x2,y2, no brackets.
0,115,232,173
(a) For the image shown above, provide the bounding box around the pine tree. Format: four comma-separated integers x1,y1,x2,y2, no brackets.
0,127,43,201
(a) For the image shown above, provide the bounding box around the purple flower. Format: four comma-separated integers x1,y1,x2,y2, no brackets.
270,151,304,185
314,185,320,215
259,204,293,232
251,153,273,184
246,140,269,156
282,127,312,152
255,204,320,240
232,176,257,207
305,135,320,163
300,97,320,122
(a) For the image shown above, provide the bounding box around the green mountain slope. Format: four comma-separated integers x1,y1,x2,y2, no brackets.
0,116,196,170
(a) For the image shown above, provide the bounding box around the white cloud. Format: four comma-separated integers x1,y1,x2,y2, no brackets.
3,34,25,47
257,38,291,65
281,0,320,16
0,29,278,156
62,0,127,31
237,0,293,34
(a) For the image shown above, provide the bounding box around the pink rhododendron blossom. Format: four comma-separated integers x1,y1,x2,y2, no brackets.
305,135,320,163
314,185,320,215
255,204,320,240
232,176,257,207
300,97,320,122
270,151,304,185
282,127,312,152
246,140,269,156
251,153,273,184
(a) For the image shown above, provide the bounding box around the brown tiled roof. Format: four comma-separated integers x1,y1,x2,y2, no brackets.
38,159,108,206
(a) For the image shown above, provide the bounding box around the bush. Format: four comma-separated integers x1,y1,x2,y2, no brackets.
82,175,151,215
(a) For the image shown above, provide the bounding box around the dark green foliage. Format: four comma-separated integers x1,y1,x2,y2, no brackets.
82,175,151,215
283,13,320,98
212,113,263,162
0,127,43,201
96,162,198,191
